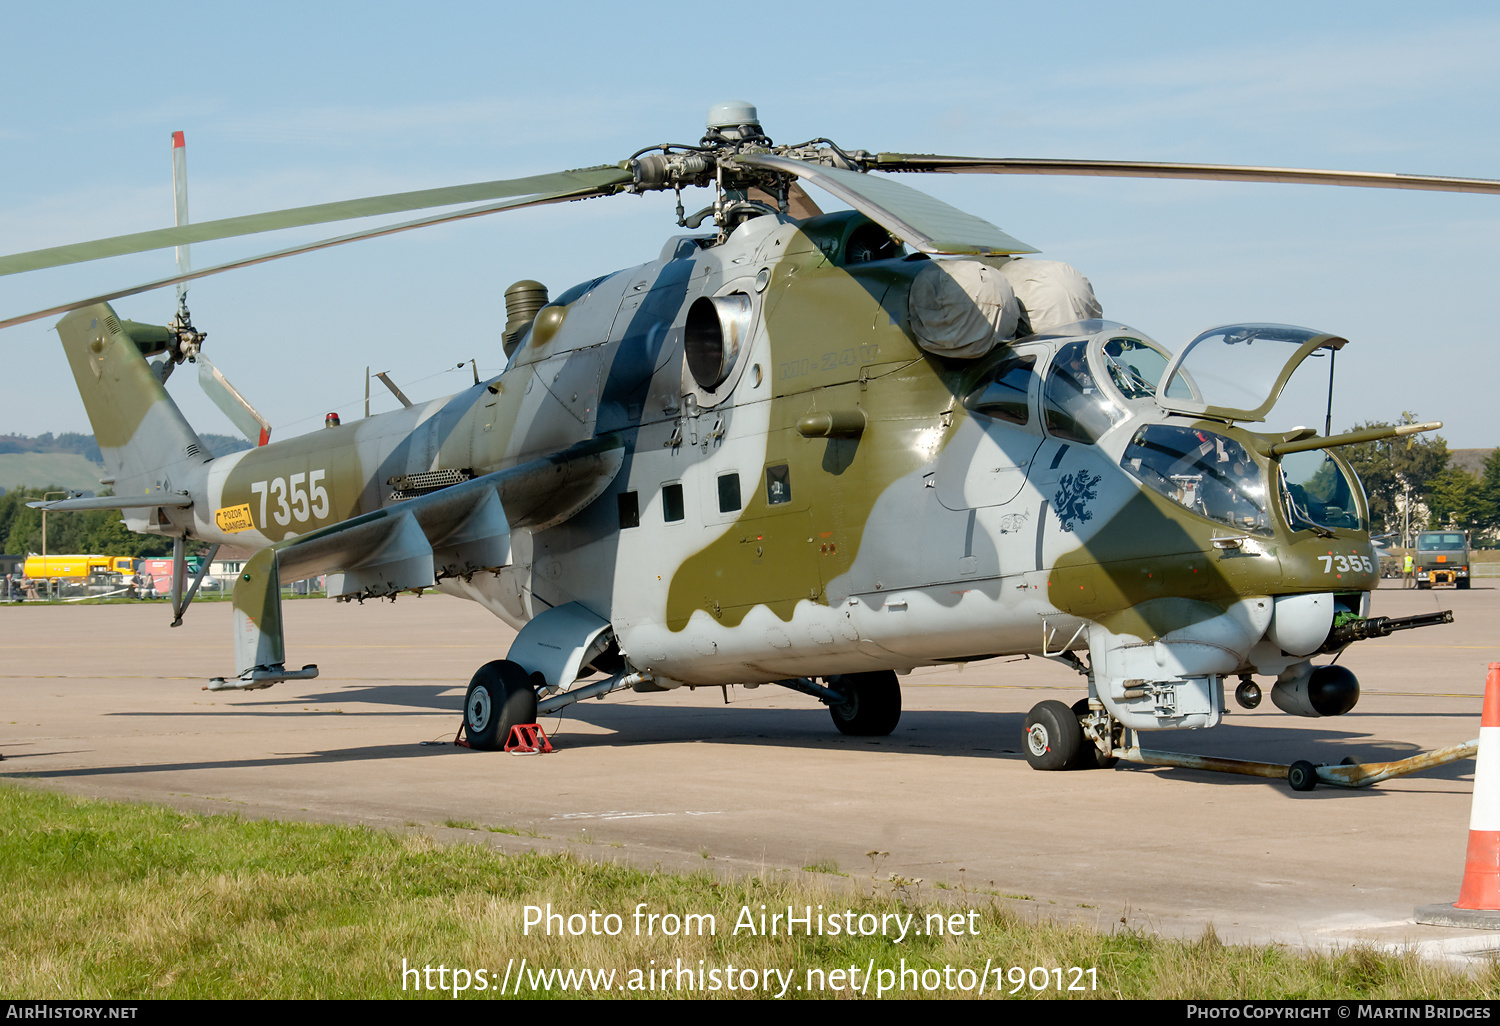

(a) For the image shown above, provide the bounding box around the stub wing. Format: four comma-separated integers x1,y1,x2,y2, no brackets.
28,492,192,512
211,436,625,689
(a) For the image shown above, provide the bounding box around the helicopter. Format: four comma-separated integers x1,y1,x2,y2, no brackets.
2,101,1485,780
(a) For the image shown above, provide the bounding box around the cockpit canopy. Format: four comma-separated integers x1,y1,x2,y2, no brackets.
963,322,1180,445
1122,423,1273,535
1279,449,1366,533
1154,323,1347,423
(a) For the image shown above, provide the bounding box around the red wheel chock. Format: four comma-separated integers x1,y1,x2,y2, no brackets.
505,723,552,754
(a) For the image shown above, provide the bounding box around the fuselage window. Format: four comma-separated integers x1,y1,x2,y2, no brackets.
1042,340,1122,444
964,354,1036,424
718,473,742,513
1279,450,1365,533
766,464,791,505
1100,337,1170,400
617,491,640,529
1123,424,1272,535
662,482,685,523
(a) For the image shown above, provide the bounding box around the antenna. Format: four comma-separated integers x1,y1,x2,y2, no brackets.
1324,348,1336,437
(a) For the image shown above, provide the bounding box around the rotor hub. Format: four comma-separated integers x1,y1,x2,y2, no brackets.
623,103,873,238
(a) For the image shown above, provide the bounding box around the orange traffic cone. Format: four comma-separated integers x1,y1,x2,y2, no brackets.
1416,663,1500,927
1457,663,1500,909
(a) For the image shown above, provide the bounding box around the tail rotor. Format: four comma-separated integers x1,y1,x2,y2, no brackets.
157,130,271,447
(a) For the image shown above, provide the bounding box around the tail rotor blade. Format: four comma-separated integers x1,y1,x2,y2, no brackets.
197,353,271,446
172,131,191,305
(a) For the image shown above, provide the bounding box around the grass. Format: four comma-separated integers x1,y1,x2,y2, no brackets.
802,860,845,876
2,782,1497,1000
486,825,545,839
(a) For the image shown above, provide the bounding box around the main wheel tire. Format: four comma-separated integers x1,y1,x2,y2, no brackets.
826,671,901,736
1025,700,1084,770
463,660,538,751
1070,698,1119,769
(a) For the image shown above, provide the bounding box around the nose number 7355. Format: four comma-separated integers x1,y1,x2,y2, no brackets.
1319,553,1374,574
249,471,330,529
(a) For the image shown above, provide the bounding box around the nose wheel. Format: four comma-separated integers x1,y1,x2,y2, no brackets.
1024,700,1083,770
1024,699,1119,770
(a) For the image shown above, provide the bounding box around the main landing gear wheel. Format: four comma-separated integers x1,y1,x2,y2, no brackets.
463,660,538,750
1024,700,1083,770
1070,699,1119,770
825,671,901,736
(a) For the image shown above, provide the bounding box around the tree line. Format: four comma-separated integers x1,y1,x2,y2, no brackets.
0,486,178,558
0,431,247,460
0,432,249,558
1330,413,1496,545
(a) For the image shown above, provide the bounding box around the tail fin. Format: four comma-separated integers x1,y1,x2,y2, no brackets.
56,302,209,503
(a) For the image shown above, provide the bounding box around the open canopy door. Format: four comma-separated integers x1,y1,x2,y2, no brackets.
1154,323,1346,423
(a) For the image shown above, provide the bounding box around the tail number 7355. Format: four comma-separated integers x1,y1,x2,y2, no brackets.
1320,553,1374,574
250,471,330,528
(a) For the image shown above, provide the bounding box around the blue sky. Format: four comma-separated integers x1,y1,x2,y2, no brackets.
2,1,1497,446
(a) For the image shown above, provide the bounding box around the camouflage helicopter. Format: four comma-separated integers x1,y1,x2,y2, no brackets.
2,101,1485,782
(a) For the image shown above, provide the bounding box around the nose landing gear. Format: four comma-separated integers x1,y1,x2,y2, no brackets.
1023,699,1120,770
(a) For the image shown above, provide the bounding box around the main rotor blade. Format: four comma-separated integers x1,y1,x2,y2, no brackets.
0,165,632,277
735,153,1036,255
0,185,607,331
871,154,1500,195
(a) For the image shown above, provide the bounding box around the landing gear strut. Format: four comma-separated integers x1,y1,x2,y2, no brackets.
1071,699,1120,769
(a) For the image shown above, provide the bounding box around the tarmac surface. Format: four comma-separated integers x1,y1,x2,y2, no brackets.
3,580,1499,964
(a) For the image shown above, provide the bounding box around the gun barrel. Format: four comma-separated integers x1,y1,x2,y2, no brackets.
1384,610,1457,632
1321,610,1454,651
